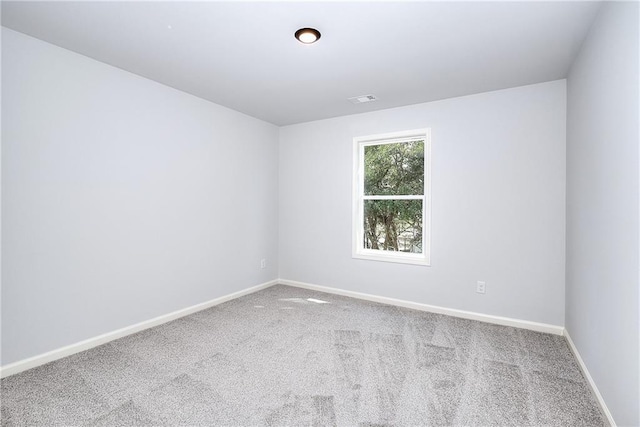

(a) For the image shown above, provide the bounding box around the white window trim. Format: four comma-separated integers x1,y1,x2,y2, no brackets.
352,128,431,266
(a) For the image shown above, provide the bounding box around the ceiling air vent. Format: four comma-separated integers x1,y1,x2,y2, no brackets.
348,94,378,104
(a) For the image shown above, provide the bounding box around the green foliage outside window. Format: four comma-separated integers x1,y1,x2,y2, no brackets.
363,141,424,253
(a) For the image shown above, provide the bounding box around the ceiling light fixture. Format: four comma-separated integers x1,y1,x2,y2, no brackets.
295,28,321,44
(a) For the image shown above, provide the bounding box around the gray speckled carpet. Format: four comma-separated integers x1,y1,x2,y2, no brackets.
1,284,605,426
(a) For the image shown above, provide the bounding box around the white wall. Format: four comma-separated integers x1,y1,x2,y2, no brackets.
279,80,566,326
566,2,639,425
1,28,279,365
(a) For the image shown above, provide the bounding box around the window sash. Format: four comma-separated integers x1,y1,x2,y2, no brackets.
358,139,425,198
357,197,426,255
362,195,423,200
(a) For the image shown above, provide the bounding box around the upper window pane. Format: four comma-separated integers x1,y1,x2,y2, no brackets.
364,140,424,195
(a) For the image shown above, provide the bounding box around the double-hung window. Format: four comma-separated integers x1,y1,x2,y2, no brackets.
352,129,431,266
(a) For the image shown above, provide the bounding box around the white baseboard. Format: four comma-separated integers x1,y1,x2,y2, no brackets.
564,330,616,426
278,279,565,335
0,279,278,379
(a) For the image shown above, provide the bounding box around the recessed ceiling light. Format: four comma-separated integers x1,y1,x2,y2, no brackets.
295,28,321,44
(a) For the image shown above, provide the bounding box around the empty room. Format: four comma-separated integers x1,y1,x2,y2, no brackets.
1,1,638,426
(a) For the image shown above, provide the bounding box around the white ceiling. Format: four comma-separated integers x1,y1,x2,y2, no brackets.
1,1,601,126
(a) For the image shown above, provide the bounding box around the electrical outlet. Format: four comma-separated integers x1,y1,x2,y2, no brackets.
260,259,267,269
476,281,486,294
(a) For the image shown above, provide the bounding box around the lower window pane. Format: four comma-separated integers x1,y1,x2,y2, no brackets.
363,199,423,253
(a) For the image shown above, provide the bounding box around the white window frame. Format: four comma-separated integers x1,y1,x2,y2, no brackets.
352,129,431,266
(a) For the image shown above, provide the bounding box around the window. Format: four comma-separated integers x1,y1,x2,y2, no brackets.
352,129,431,266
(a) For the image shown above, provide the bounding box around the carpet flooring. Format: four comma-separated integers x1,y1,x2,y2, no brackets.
1,284,605,426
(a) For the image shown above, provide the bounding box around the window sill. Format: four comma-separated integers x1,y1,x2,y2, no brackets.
353,250,430,266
